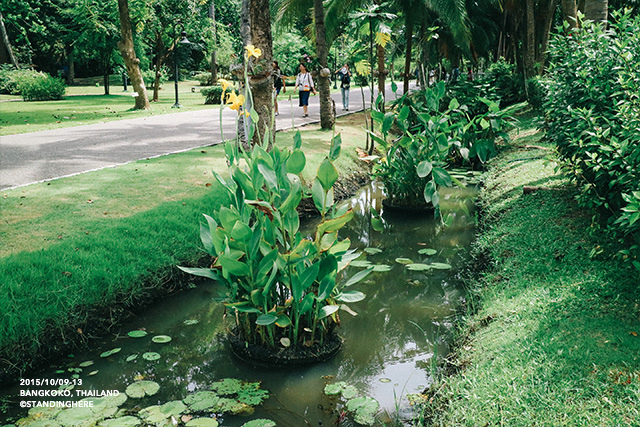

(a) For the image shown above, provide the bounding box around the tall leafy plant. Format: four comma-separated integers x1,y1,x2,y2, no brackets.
180,133,371,348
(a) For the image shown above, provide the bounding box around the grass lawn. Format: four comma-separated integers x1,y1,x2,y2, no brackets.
0,80,216,136
0,113,370,380
423,108,640,426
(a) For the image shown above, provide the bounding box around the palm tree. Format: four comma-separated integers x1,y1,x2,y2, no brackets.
249,0,274,147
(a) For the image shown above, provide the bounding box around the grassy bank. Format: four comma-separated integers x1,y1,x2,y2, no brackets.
424,110,640,425
0,113,369,382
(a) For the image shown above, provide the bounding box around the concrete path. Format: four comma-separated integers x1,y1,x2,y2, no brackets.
0,83,409,190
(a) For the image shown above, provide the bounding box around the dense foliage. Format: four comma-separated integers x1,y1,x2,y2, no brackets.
0,66,66,100
545,10,640,269
180,134,371,349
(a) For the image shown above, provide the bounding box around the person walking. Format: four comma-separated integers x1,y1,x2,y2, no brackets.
294,63,315,117
272,61,286,116
336,63,351,111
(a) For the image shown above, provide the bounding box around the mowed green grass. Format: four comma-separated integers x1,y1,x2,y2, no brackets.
0,80,217,136
426,109,640,426
0,114,368,377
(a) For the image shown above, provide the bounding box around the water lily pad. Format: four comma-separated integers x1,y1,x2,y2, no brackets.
324,381,358,399
125,354,138,362
125,380,160,398
346,397,380,426
241,420,276,427
159,400,187,416
184,391,221,412
99,348,121,358
372,264,392,272
142,352,161,361
127,330,147,338
88,370,99,376
97,416,141,427
378,378,392,383
78,361,94,368
151,335,172,344
350,260,373,268
406,263,432,271
395,257,413,264
418,248,437,256
186,418,219,427
183,319,199,326
138,406,166,425
363,247,382,254
430,262,452,270
15,419,62,427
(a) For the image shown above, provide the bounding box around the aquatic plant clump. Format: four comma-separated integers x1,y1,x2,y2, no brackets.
179,134,372,352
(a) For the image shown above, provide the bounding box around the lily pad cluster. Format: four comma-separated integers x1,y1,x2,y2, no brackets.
324,381,380,426
13,379,272,427
349,246,451,276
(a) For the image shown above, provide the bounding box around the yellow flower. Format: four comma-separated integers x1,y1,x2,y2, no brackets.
243,111,250,118
226,91,245,111
218,78,232,92
244,44,262,59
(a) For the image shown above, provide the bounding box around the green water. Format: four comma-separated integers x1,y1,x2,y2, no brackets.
3,182,477,426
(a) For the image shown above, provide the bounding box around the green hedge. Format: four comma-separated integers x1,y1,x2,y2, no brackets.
1,66,66,101
545,9,640,270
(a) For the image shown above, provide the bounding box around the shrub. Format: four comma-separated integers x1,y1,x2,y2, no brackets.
201,85,233,104
193,72,213,86
545,9,640,268
483,59,525,106
17,72,66,101
525,76,548,111
0,66,39,95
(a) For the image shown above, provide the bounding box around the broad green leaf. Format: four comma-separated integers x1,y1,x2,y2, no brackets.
152,335,171,344
423,180,436,204
142,352,161,361
241,420,276,427
219,255,250,276
382,113,395,134
416,161,433,178
318,304,340,319
256,313,278,326
293,130,302,150
345,267,374,286
346,397,380,426
177,266,217,280
430,262,452,270
317,210,354,236
231,221,252,243
100,348,121,358
395,257,413,264
286,150,306,174
432,167,452,187
406,263,431,271
363,247,382,255
329,134,342,160
257,160,278,190
418,248,437,255
317,158,339,191
186,418,220,427
336,291,366,303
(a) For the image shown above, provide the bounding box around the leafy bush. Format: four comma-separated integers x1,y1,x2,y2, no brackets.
180,134,371,348
526,76,548,111
545,9,640,269
201,85,233,104
483,59,525,106
16,72,65,101
193,71,213,86
0,66,43,95
372,82,510,211
141,68,168,88
443,79,500,117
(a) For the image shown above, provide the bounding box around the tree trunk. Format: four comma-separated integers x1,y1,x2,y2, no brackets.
584,0,608,23
561,0,578,28
524,0,535,83
116,0,150,110
67,48,75,85
249,0,274,148
403,15,413,94
538,0,559,71
376,43,386,111
103,70,110,95
0,11,18,67
314,0,335,130
152,33,167,102
209,1,217,83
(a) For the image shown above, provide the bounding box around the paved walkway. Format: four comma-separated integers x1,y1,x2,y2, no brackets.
0,84,410,190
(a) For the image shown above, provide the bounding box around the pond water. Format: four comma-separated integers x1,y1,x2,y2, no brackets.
3,182,478,426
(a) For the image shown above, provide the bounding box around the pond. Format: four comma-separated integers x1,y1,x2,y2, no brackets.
3,181,478,426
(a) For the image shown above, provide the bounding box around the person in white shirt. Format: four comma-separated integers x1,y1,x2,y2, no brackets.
294,63,316,117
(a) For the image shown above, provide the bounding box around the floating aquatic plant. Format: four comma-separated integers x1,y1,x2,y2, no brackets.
125,380,160,398
127,330,147,338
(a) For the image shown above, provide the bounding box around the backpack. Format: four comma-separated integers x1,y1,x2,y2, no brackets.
342,73,350,86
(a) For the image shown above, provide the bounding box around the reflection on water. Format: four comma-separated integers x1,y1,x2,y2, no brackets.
2,182,477,426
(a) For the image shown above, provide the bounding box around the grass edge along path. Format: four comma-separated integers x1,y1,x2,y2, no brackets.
0,115,370,384
421,110,640,426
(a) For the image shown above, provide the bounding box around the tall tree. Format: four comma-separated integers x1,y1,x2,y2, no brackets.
0,11,18,66
314,0,335,129
209,0,218,83
584,0,608,23
561,0,578,27
249,0,274,147
116,0,150,109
